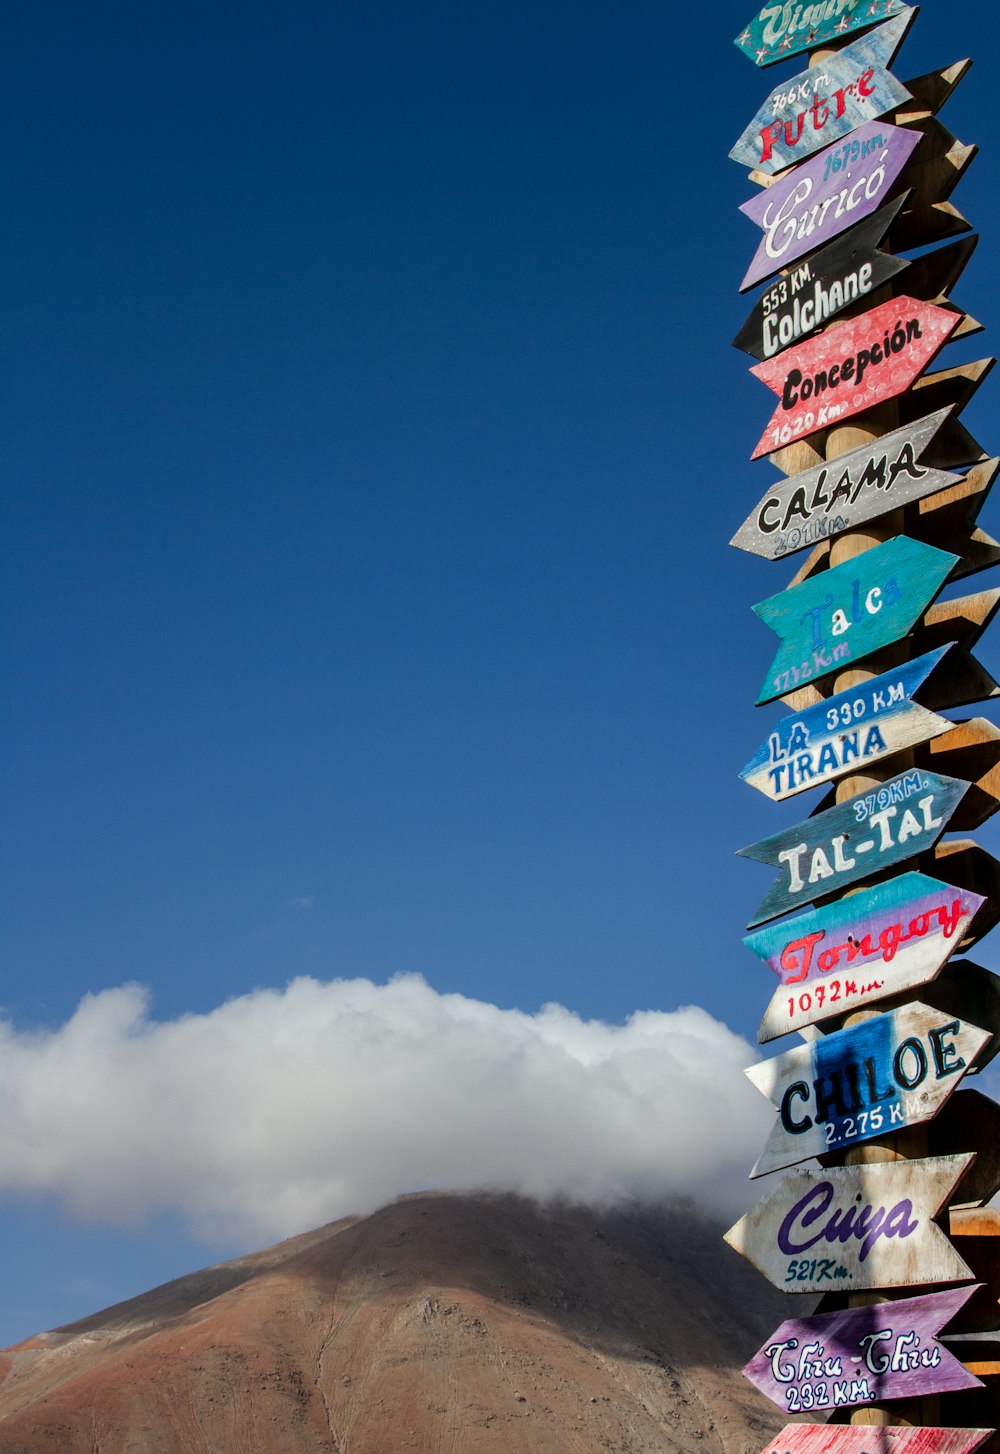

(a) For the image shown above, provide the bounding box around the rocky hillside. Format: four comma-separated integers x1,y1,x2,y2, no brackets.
0,1192,800,1453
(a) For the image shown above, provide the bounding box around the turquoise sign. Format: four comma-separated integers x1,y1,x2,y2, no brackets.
740,769,970,927
734,0,908,68
753,535,958,706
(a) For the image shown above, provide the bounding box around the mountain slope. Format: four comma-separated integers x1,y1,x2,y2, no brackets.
0,1192,797,1454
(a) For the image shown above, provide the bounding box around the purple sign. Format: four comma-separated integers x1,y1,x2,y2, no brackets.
744,1286,982,1415
740,121,921,291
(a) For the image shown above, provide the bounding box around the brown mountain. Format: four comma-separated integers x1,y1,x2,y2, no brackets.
0,1192,798,1454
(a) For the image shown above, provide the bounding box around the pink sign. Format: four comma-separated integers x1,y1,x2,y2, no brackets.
758,1427,993,1454
749,297,959,459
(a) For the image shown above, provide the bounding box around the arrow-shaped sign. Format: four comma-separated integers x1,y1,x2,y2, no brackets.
754,536,958,706
756,1426,993,1454
740,121,921,291
734,0,909,69
750,297,960,460
926,1090,1000,1210
725,1153,975,1293
746,1004,989,1178
742,1287,982,1414
734,195,911,363
747,872,985,1042
742,646,953,801
741,769,970,928
731,409,962,562
731,14,914,175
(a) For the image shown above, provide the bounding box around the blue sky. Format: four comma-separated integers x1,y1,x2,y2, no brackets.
1,0,999,1346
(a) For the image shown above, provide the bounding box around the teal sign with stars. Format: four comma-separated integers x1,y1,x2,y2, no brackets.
734,0,908,69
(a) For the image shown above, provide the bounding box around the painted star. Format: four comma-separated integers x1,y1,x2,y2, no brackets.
779,34,794,51
756,45,770,61
835,15,851,31
737,27,752,44
806,28,818,43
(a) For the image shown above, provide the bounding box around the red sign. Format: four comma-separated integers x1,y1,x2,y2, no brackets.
750,297,960,460
758,1427,993,1454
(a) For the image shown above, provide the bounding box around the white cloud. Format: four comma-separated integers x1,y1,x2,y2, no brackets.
0,975,769,1245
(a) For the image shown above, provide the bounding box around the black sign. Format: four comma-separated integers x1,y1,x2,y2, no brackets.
734,196,908,362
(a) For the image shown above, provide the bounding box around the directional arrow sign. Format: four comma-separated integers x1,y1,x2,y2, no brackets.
756,1426,993,1454
742,647,953,801
754,536,958,706
741,769,970,928
747,873,986,1042
734,0,908,68
740,121,921,291
734,195,910,362
742,1287,982,1415
746,1004,990,1178
731,409,962,561
724,1153,974,1293
750,297,960,460
731,15,914,175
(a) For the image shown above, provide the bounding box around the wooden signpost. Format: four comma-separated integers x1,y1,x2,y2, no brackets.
731,409,964,561
746,871,986,1042
740,120,922,290
749,297,961,459
730,13,915,174
752,535,959,704
724,1153,975,1292
741,645,953,800
741,768,970,926
734,0,909,69
745,1003,991,1177
727,5,997,1447
733,195,911,361
741,1287,983,1413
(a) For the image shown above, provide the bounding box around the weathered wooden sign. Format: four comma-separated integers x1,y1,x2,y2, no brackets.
731,408,962,561
746,872,986,1042
921,719,1000,831
734,195,910,362
742,646,952,801
749,874,986,1038
754,535,958,706
746,1004,990,1178
724,1153,974,1292
742,769,969,928
742,1286,982,1415
750,297,960,460
733,0,909,69
731,14,914,175
740,121,922,290
756,1426,993,1454
926,1090,1000,1209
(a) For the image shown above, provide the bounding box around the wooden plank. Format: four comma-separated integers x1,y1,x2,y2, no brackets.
753,536,958,705
923,1090,1000,1209
742,647,952,801
750,297,960,460
944,1208,1000,1336
917,650,1000,713
891,120,979,251
730,15,915,175
746,872,985,1042
919,720,1000,830
740,122,922,290
731,408,961,561
896,59,973,124
923,961,1000,1070
913,588,1000,659
741,1287,982,1414
741,769,970,928
725,1154,975,1293
734,0,909,68
931,842,1000,947
733,195,910,361
747,1004,990,1178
